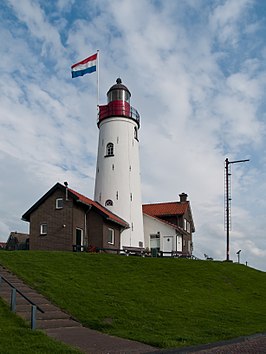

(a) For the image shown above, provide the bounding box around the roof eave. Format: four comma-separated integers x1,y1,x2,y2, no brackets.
106,217,129,229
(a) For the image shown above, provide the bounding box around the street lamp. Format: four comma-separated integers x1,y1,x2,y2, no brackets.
224,158,249,261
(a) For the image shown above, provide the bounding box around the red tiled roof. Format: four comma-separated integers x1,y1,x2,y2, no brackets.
143,213,184,232
69,188,129,228
142,201,188,217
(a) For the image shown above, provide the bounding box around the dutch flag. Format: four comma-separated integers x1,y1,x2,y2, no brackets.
71,53,97,78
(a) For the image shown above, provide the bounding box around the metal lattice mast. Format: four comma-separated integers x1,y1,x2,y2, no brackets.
224,158,249,261
224,158,232,261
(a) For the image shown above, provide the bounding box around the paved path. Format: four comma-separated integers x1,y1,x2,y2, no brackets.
0,265,156,353
1,265,265,353
148,333,266,353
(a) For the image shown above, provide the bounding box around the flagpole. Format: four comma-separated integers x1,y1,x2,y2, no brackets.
97,49,100,109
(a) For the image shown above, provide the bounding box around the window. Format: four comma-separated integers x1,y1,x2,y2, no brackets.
134,126,138,140
108,89,130,103
183,219,191,233
150,234,160,251
105,199,113,206
56,198,63,209
106,142,114,156
40,223,47,235
107,228,114,244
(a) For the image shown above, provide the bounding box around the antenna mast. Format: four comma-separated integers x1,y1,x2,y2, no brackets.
224,158,249,261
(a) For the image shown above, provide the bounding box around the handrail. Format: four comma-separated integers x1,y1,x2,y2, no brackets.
0,274,44,313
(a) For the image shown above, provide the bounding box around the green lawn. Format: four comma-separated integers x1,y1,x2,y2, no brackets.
0,251,265,348
0,298,81,354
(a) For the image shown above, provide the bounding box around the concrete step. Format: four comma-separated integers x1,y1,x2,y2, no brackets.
16,294,51,303
1,267,83,331
36,318,82,330
0,276,24,284
17,310,71,321
36,303,63,312
14,303,32,312
1,292,51,305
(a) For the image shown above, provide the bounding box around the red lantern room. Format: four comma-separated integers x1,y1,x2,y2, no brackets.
98,78,140,127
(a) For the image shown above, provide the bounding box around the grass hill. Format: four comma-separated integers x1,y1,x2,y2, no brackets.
0,251,265,349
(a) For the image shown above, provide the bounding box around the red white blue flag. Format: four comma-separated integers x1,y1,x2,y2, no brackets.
71,53,97,78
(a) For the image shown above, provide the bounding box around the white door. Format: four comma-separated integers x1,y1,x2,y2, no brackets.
163,236,173,256
176,235,182,252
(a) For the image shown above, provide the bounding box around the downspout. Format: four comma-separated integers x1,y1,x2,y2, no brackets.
76,200,92,251
84,206,92,249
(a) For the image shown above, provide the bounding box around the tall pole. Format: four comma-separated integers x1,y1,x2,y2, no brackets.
97,49,100,108
224,158,249,261
225,158,230,261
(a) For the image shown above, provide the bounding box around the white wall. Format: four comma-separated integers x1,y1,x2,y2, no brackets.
143,213,182,252
94,117,144,248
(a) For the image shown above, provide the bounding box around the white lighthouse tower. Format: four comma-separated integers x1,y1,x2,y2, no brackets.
94,78,144,249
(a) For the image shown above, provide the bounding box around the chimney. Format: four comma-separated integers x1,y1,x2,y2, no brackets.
179,193,188,202
64,181,69,200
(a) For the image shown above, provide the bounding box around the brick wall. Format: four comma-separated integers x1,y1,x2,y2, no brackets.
29,189,73,251
29,188,122,252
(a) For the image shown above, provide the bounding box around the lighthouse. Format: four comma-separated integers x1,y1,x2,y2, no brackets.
94,78,144,249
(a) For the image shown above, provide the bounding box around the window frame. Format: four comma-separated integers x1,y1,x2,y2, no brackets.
56,198,63,209
40,223,47,235
105,142,114,157
183,219,191,233
105,199,113,206
107,228,114,245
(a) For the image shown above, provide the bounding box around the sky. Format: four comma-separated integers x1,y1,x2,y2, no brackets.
0,0,265,271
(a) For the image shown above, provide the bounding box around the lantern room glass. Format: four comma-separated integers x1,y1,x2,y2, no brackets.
108,89,130,103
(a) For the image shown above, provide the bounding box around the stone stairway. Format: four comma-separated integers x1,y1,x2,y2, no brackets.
0,265,81,330
0,264,157,353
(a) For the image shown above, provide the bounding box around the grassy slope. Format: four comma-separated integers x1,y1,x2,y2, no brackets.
0,251,265,348
0,298,81,354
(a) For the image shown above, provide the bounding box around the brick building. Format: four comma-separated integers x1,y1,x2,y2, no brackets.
22,183,195,256
22,183,128,251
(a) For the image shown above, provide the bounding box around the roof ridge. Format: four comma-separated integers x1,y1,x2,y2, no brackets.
143,200,187,206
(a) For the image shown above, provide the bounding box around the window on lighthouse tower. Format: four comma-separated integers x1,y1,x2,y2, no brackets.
134,127,138,140
106,142,114,157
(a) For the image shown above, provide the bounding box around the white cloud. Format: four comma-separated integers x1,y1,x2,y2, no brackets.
7,0,65,60
209,0,253,46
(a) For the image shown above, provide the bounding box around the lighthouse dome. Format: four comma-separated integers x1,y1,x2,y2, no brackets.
107,78,131,103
